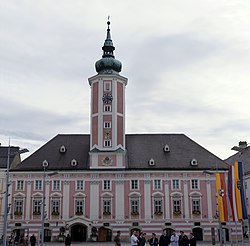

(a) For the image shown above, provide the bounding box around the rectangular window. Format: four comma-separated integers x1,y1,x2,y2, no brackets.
103,180,111,190
14,199,23,215
103,199,111,214
192,199,200,212
154,179,161,190
53,180,60,190
75,199,84,215
104,140,111,147
172,179,179,190
104,121,111,128
35,180,42,190
154,198,162,213
191,179,199,189
33,199,42,214
104,105,111,112
173,199,181,212
131,199,139,214
131,180,139,190
104,81,111,91
16,180,24,190
76,180,84,190
52,199,60,214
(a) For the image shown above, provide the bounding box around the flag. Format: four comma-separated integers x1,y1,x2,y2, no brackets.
234,161,248,220
216,172,228,221
228,165,238,221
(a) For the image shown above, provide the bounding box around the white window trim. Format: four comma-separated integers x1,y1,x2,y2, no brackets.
130,180,139,190
34,180,42,191
104,140,111,147
153,197,163,213
104,121,111,128
102,197,112,214
154,179,162,190
172,179,180,190
16,180,24,191
103,180,111,190
52,180,61,191
74,197,85,215
75,180,85,191
191,179,200,190
104,105,111,112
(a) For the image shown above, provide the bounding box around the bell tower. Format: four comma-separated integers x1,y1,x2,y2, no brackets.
88,21,128,169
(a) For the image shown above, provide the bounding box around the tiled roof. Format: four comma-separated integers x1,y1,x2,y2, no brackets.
225,147,250,174
13,133,228,171
14,134,90,171
126,134,227,170
0,146,21,168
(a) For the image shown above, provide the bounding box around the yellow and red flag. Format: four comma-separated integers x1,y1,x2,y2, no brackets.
216,172,228,221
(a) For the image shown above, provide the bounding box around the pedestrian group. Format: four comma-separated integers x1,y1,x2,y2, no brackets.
114,229,197,246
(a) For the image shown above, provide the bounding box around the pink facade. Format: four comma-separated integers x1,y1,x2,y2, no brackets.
117,82,123,114
92,82,99,114
9,170,239,242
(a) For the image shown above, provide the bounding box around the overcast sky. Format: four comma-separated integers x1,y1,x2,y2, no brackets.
1,0,250,161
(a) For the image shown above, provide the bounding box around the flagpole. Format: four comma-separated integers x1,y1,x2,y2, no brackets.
226,185,233,246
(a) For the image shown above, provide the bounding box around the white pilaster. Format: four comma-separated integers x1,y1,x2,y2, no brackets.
25,179,31,220
164,179,170,220
63,180,70,219
90,174,99,220
206,176,213,220
115,174,124,220
144,174,151,221
184,179,189,219
45,180,50,219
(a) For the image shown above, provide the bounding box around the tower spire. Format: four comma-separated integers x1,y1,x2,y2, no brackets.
95,20,122,74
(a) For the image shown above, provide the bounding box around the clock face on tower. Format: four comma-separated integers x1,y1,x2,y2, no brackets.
102,93,113,104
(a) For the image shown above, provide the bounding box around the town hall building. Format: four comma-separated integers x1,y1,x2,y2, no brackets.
5,21,236,242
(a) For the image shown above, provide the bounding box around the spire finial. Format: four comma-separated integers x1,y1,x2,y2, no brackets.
107,15,110,30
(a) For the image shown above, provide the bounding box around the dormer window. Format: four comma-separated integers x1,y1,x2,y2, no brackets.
149,158,155,166
59,145,66,153
190,158,198,166
71,159,78,167
163,144,170,152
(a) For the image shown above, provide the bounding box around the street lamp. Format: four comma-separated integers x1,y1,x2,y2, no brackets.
3,144,29,246
41,160,58,246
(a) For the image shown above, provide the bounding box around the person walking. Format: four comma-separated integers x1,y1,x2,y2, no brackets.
138,232,146,246
189,233,196,246
114,231,121,246
159,230,170,246
178,231,189,246
65,234,71,246
149,233,158,246
170,230,178,246
131,230,139,246
29,235,36,246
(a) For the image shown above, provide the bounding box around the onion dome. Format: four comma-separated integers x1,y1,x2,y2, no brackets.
95,21,122,74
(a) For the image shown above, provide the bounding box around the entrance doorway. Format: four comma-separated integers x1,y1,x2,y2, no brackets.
98,227,112,242
192,227,203,241
44,229,52,242
70,224,87,242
